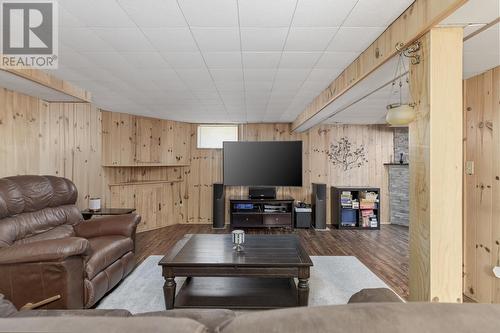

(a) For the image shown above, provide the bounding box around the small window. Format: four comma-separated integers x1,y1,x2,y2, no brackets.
197,125,238,149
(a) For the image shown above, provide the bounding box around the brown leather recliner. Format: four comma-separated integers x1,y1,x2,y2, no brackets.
0,175,140,309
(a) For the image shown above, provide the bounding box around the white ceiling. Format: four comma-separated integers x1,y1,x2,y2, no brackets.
323,0,499,125
41,0,414,123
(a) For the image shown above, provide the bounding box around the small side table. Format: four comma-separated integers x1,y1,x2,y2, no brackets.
81,208,136,220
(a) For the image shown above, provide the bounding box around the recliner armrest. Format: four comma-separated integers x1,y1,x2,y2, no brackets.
74,213,140,239
0,237,89,265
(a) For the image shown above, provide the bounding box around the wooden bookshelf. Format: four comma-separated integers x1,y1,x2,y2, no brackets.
331,186,380,230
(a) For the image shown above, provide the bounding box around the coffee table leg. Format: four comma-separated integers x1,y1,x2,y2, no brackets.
298,278,309,306
163,277,176,309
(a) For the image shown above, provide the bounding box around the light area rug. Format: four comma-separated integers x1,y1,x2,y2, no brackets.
97,255,390,314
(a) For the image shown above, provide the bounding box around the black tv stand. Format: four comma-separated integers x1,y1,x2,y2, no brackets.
230,196,294,229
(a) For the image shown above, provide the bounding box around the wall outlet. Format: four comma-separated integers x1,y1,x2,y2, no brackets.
465,161,474,175
493,266,500,278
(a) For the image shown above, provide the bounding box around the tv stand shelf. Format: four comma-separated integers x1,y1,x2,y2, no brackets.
229,197,294,229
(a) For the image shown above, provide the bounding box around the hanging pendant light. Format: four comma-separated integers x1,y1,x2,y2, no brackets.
386,50,416,126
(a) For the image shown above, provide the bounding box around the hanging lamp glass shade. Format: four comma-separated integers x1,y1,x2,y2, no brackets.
386,103,415,126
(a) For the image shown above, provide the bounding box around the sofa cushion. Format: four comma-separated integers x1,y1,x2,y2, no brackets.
217,303,500,333
85,236,133,279
138,309,236,332
14,225,75,246
0,317,209,333
348,288,404,303
13,309,132,318
0,294,17,318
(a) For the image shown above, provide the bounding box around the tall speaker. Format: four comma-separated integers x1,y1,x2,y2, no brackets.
212,183,225,229
311,183,326,229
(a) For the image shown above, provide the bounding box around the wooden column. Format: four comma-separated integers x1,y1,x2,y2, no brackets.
408,27,463,302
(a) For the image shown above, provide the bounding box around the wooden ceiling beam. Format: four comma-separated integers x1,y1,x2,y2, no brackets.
291,0,468,132
0,67,91,102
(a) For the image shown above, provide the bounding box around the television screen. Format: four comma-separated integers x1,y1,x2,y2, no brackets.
223,141,302,186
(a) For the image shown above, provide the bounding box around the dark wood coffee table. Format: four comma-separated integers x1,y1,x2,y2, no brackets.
159,234,313,309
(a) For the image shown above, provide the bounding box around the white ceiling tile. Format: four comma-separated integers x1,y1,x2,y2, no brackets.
245,81,274,91
238,0,296,27
60,28,114,52
178,0,238,27
327,27,385,52
161,52,206,68
292,0,357,27
79,51,131,70
242,52,282,68
279,52,322,68
215,81,245,91
121,52,170,68
60,0,135,27
210,69,243,82
117,0,187,27
240,28,288,51
142,28,198,51
58,6,85,27
316,51,358,68
191,28,240,51
243,69,277,81
308,68,342,82
274,69,310,81
176,68,213,82
92,28,154,51
300,80,330,92
285,27,338,51
343,0,413,27
203,52,242,68
442,0,499,25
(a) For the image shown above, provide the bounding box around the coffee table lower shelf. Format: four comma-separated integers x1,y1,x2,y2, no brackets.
174,277,299,309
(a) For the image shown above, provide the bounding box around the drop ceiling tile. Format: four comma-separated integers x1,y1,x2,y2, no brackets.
58,48,95,68
117,0,186,27
239,0,296,27
50,66,90,81
327,27,385,52
307,68,342,82
191,28,240,52
79,51,131,70
279,52,322,68
216,81,245,91
121,52,170,68
343,0,413,27
272,80,304,91
292,0,357,27
464,24,499,52
60,0,135,27
442,0,499,25
243,69,277,81
245,81,274,91
60,28,114,52
203,52,242,68
142,28,198,51
274,69,311,81
284,27,339,51
92,28,154,51
242,52,282,68
176,68,214,83
300,80,329,92
178,0,238,27
315,51,358,68
240,28,288,51
161,52,206,68
210,69,243,82
58,6,85,27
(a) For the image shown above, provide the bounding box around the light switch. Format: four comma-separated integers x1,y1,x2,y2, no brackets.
465,161,474,175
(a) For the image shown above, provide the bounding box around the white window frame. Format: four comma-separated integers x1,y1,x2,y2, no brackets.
197,124,238,149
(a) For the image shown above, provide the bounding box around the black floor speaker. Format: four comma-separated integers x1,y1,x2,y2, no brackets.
311,183,326,229
212,183,225,229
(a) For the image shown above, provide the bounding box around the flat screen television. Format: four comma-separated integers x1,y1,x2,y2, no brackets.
223,141,302,186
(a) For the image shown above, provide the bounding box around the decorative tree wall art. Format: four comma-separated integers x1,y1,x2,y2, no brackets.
327,137,368,171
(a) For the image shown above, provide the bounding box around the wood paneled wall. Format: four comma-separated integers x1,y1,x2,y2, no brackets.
0,87,103,208
463,66,500,303
185,123,394,226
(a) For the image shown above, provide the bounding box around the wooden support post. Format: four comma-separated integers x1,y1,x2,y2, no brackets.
408,27,463,302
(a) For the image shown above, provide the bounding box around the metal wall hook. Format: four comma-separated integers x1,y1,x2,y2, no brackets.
396,41,421,64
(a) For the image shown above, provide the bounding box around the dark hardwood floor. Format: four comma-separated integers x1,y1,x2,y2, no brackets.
136,224,409,299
